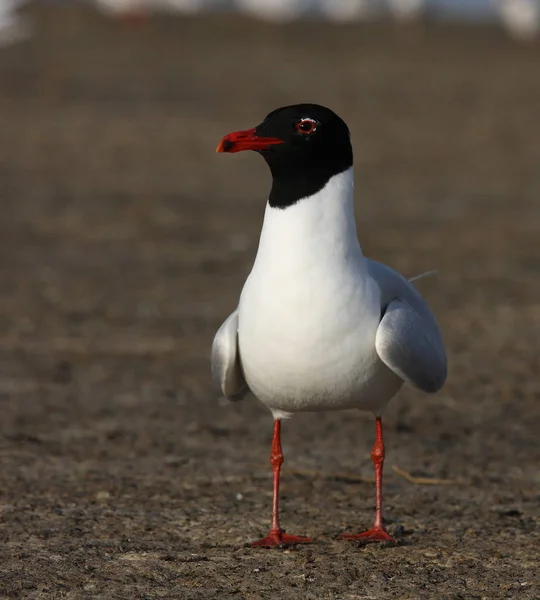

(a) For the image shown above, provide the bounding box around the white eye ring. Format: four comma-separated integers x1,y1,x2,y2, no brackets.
296,117,317,134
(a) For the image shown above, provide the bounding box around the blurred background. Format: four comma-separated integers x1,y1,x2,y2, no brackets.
1,1,539,598
4,0,540,43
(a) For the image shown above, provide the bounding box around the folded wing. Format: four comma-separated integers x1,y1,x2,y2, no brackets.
368,260,447,394
210,310,249,400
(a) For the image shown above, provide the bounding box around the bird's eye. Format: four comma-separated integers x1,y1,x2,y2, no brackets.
296,118,317,135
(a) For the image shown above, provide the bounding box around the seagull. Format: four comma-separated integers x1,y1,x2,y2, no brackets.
212,104,447,548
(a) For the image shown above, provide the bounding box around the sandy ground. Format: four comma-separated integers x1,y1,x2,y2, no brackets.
0,5,539,599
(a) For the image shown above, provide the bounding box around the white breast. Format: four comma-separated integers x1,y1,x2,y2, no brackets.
238,168,402,418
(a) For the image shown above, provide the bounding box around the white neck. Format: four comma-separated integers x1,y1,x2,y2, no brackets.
253,167,364,272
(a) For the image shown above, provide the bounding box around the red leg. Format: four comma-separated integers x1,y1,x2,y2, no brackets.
340,417,396,543
252,420,312,548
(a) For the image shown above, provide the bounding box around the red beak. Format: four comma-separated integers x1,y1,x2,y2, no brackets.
216,127,283,153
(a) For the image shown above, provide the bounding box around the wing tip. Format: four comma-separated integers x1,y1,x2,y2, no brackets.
409,269,438,283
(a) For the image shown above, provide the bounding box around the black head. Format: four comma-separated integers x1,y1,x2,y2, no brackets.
217,104,353,209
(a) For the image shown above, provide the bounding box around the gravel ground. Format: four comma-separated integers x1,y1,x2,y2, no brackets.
0,5,539,599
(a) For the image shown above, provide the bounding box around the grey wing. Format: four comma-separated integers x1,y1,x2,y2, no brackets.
210,310,249,400
368,259,447,394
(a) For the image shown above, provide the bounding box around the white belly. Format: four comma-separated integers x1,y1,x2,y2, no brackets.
238,267,403,418
236,168,404,417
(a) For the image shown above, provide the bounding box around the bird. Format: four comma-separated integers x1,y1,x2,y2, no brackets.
212,104,447,548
